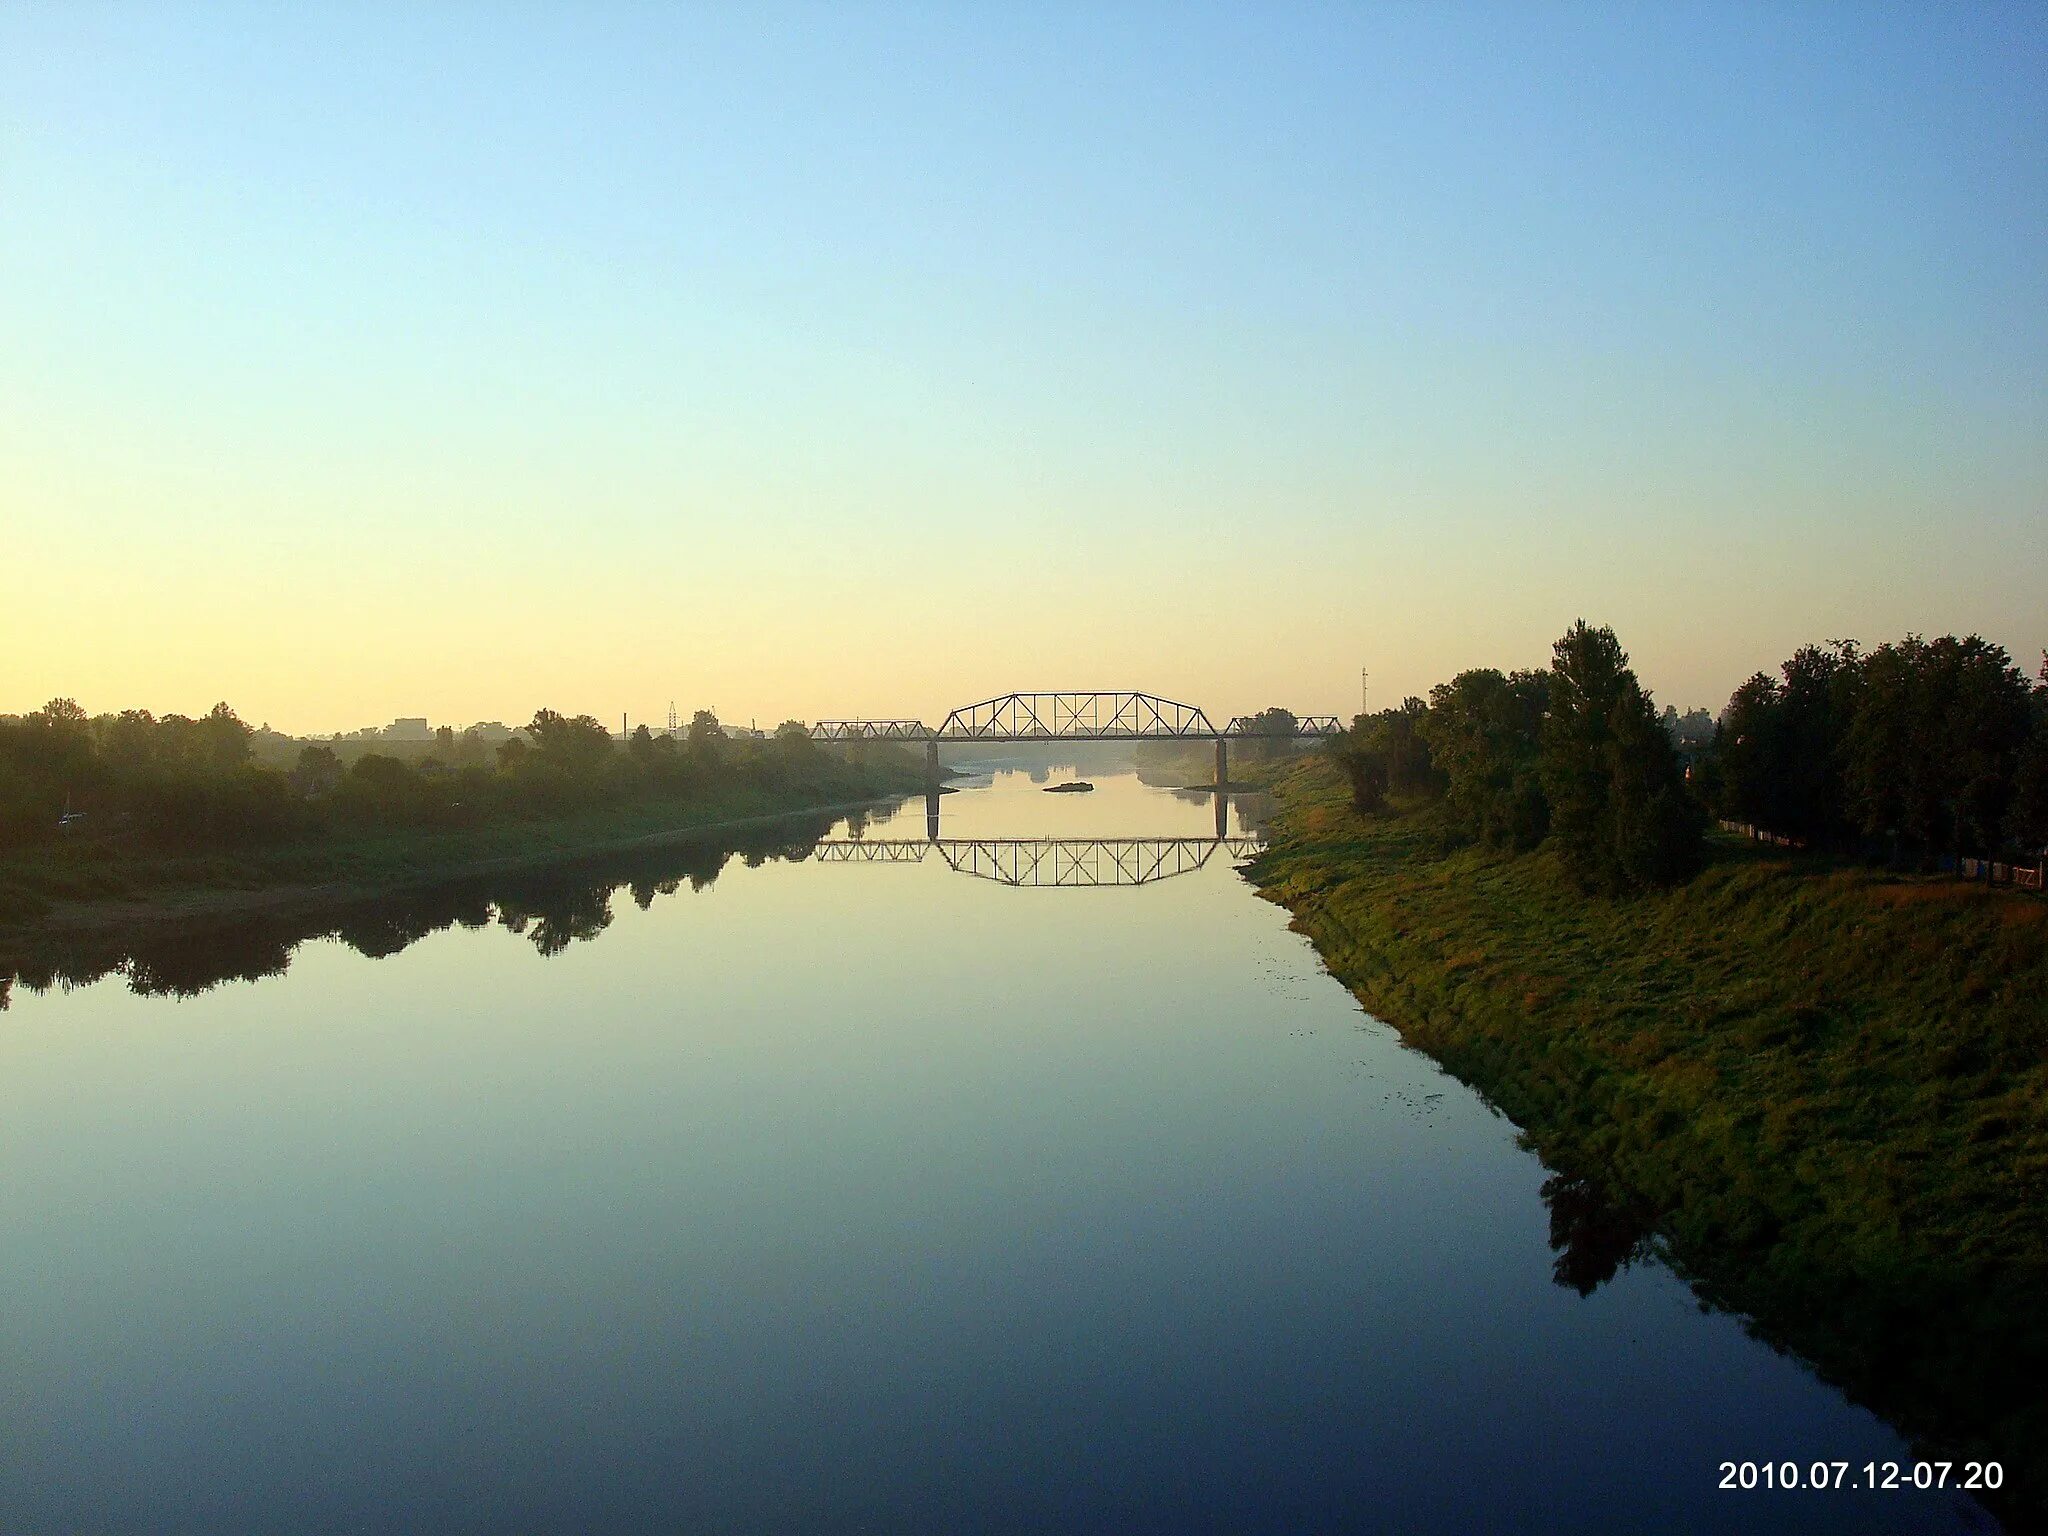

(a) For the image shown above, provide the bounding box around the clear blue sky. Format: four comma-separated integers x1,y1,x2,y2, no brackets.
4,3,2042,731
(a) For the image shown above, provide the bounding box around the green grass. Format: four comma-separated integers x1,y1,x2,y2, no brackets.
1251,757,2048,1527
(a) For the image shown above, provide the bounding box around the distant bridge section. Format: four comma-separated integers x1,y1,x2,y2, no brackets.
810,719,933,742
1225,714,1344,738
811,835,1267,888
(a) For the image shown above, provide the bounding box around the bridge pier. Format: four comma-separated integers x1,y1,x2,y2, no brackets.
925,739,942,840
1214,737,1229,837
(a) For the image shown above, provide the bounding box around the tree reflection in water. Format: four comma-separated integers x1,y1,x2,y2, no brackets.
0,809,850,1007
1541,1172,1657,1296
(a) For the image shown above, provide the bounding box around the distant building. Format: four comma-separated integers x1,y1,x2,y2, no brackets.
385,717,431,741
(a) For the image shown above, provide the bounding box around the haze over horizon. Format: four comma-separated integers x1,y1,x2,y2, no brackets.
4,4,2043,734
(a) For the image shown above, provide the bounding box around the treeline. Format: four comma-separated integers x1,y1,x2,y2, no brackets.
1330,621,2048,894
0,702,921,854
1713,635,2048,861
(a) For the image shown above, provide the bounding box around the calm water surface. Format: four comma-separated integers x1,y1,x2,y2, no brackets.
0,772,1996,1533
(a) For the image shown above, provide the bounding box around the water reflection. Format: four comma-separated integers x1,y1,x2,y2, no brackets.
0,771,1989,1535
0,773,1275,1007
1541,1172,1658,1296
0,808,852,1009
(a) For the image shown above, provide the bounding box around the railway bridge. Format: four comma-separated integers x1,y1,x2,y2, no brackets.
804,691,1340,839
808,691,1339,784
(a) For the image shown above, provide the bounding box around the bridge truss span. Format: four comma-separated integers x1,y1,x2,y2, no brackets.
810,719,933,742
804,694,1342,746
1223,714,1345,739
937,692,1217,742
811,835,1267,888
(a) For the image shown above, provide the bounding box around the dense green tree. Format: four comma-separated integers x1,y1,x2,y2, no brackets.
336,753,428,824
199,702,253,771
1714,672,1784,826
1419,669,1550,850
1713,643,1861,846
1330,698,1440,815
1240,705,1301,763
1842,635,2032,862
1330,729,1390,813
1539,622,1701,892
524,710,614,778
687,709,728,769
2008,654,2048,853
290,744,343,797
27,698,96,788
773,720,817,771
627,724,661,772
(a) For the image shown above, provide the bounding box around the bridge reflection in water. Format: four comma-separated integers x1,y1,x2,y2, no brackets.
811,836,1267,888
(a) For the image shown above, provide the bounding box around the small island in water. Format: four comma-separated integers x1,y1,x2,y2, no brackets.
1042,781,1094,793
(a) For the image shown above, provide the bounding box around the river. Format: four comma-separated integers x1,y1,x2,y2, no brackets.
0,770,1999,1533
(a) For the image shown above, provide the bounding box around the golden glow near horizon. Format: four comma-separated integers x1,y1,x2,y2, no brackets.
4,8,2042,734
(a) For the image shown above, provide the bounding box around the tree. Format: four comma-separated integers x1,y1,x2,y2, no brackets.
337,753,425,824
100,709,161,778
1539,621,1701,892
2007,654,2048,853
25,697,97,791
200,701,253,772
1714,672,1786,827
1241,706,1300,763
1329,727,1389,814
524,709,614,779
773,720,817,766
687,709,728,769
290,744,343,797
1842,635,2031,862
31,697,89,731
1419,669,1549,849
1330,698,1440,816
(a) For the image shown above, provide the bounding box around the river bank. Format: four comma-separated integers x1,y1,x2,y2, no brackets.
0,776,922,939
1247,756,2047,1528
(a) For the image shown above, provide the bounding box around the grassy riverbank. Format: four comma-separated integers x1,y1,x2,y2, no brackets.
1249,756,2048,1525
0,766,922,933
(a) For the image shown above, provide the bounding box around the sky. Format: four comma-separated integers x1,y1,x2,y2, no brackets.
3,3,2043,735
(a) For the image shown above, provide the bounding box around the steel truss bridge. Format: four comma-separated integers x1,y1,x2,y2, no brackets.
812,836,1267,888
810,692,1341,745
